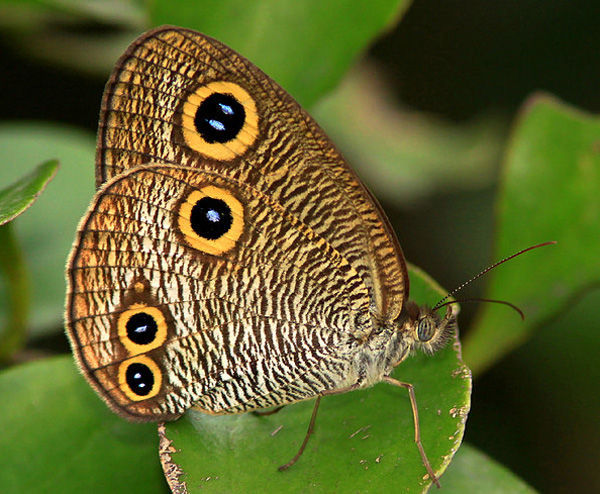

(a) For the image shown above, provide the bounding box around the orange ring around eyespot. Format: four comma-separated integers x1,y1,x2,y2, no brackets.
181,81,259,161
118,355,162,402
117,304,167,354
178,185,244,255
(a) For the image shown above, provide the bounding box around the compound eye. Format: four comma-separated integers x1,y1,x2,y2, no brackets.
417,317,436,342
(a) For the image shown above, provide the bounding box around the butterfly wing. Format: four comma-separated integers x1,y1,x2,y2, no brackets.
67,164,373,420
96,26,407,322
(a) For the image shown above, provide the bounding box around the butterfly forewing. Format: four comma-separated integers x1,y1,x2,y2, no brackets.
96,26,407,321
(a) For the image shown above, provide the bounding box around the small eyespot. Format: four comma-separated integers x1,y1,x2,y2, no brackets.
181,81,258,161
118,304,167,353
417,317,435,342
178,185,244,255
118,355,162,401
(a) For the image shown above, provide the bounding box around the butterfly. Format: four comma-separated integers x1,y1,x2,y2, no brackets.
65,26,457,486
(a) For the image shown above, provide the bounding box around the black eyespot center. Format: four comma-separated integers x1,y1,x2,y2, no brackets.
190,196,233,240
125,362,155,396
126,312,158,345
194,92,245,144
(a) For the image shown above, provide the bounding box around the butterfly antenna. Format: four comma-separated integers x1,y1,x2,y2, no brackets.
432,241,556,312
435,297,525,320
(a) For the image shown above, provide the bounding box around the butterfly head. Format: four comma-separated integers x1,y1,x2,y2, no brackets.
401,300,456,355
398,241,557,356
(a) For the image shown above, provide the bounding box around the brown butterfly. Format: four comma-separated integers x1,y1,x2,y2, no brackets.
65,26,456,486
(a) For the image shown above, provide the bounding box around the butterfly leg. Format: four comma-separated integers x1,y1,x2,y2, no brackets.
278,396,321,471
383,375,441,488
253,405,286,417
278,383,361,471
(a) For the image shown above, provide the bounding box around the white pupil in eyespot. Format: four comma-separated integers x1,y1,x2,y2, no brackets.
208,119,226,131
218,103,234,115
206,209,221,222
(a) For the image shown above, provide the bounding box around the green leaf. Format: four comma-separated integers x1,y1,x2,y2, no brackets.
160,265,471,493
441,444,535,493
463,95,600,374
0,356,167,494
0,123,95,336
149,0,411,107
0,160,58,226
0,160,57,360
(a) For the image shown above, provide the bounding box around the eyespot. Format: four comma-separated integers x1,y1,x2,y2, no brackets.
417,317,435,342
181,81,258,161
117,304,167,354
118,355,162,401
178,185,244,255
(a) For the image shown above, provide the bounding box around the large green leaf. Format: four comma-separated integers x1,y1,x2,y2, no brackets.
160,266,471,493
0,356,166,493
149,0,411,107
0,123,95,336
463,95,600,374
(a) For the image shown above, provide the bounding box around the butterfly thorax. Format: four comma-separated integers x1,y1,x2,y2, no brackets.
349,300,456,390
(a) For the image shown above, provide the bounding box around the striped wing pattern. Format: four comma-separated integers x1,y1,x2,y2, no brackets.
96,27,407,320
66,27,409,420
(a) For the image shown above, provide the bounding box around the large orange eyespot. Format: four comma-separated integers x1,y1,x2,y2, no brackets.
181,81,259,160
178,185,244,255
117,304,168,354
118,355,162,401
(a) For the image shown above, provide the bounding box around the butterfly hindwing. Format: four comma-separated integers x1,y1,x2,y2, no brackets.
66,164,373,420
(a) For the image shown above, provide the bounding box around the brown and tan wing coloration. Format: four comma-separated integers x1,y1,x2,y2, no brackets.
67,165,374,420
96,26,408,322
